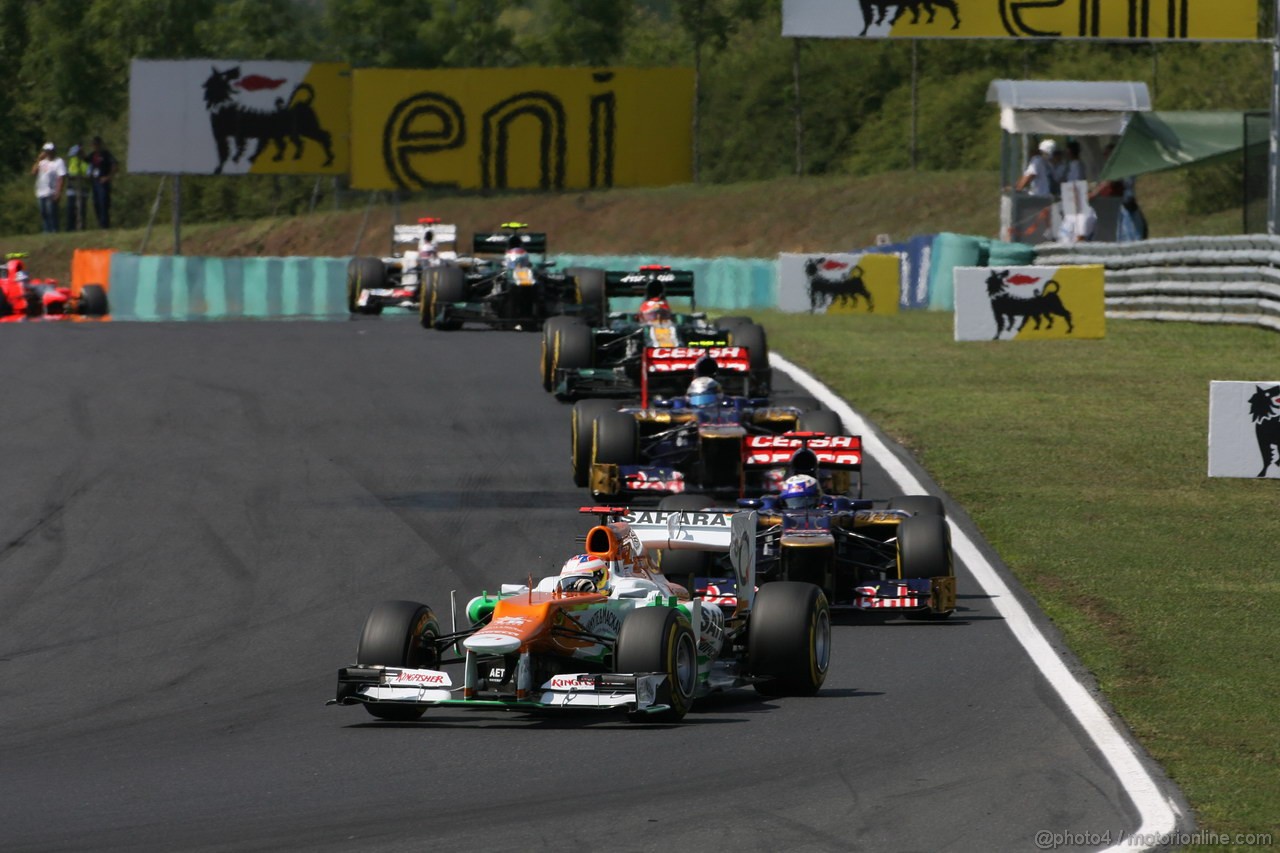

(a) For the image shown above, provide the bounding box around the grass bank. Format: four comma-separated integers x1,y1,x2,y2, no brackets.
763,310,1279,844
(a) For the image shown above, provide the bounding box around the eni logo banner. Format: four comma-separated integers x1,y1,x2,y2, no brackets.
1208,381,1280,479
128,60,350,175
953,265,1104,341
777,253,900,314
350,68,693,191
782,0,1257,41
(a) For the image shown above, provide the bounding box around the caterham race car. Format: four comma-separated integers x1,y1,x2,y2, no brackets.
651,435,957,620
418,222,604,331
0,253,108,321
331,507,830,723
570,379,844,500
346,218,459,316
540,265,771,399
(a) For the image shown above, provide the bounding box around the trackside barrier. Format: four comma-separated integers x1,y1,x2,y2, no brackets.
106,253,350,320
554,254,775,310
1035,236,1280,333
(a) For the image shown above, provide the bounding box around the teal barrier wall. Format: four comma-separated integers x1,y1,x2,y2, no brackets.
108,253,351,321
924,234,1036,310
555,255,775,310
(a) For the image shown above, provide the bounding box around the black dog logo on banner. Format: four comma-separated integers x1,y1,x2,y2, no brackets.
804,257,875,313
857,1,961,35
1248,385,1280,477
985,269,1073,339
202,66,335,175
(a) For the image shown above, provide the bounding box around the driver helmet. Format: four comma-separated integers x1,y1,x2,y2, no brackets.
504,247,530,270
14,270,30,284
639,297,672,324
419,229,437,256
780,474,821,509
687,376,723,409
559,554,608,593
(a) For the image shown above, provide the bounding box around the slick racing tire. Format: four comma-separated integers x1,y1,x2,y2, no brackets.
716,315,754,332
896,513,955,620
728,321,769,372
566,267,606,326
571,400,619,488
589,411,638,496
422,263,465,330
797,410,843,436
552,320,594,380
541,316,584,392
656,495,717,593
347,257,385,315
355,600,440,721
78,284,109,317
748,581,831,697
888,495,945,517
614,606,697,722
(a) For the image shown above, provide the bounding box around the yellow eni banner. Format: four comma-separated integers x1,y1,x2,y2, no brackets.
782,0,1257,41
953,265,1105,341
777,252,901,314
350,68,693,191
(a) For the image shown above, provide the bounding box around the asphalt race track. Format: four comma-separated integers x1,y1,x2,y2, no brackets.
1,319,1150,852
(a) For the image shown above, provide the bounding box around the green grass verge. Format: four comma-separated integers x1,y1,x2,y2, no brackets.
761,310,1279,844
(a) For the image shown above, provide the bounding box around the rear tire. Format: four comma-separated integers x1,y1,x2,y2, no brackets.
567,267,606,326
797,410,843,436
423,263,465,330
748,582,830,696
78,284,109,317
347,257,384,315
553,320,595,379
614,606,697,722
571,400,619,488
355,600,440,721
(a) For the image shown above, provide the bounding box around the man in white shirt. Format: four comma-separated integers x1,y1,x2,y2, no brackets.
32,142,66,233
1015,138,1057,197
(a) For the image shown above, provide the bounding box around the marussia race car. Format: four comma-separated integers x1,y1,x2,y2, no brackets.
418,222,604,331
0,253,108,321
331,507,830,722
655,435,957,620
540,265,771,400
570,384,844,500
346,217,460,316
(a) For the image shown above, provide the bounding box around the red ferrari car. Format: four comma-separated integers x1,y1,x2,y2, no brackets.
0,253,108,321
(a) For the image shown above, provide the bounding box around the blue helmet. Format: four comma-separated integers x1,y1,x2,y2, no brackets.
780,474,820,509
687,376,723,409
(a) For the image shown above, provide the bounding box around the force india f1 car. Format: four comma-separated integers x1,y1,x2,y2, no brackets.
418,223,604,331
570,387,845,501
331,508,830,722
0,253,108,321
540,265,771,400
655,434,957,619
346,218,460,316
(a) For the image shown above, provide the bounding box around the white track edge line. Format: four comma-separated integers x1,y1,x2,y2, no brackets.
771,352,1181,852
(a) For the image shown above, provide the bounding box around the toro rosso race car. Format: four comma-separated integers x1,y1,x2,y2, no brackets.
540,265,771,399
346,218,459,316
419,222,604,331
655,436,957,619
570,378,844,501
331,507,830,722
0,253,108,321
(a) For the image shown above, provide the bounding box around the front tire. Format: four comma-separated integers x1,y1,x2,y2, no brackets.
728,322,769,372
78,284,109,316
567,266,606,325
614,606,698,722
888,495,945,517
571,400,619,488
797,410,843,436
748,582,830,696
355,600,440,721
422,263,465,330
347,257,385,315
896,514,955,620
542,316,583,391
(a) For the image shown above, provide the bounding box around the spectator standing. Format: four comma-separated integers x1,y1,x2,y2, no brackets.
1015,138,1057,196
32,142,66,233
88,136,118,229
1063,139,1087,182
65,144,90,231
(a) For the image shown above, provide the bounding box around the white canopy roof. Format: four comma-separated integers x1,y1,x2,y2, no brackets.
986,80,1152,136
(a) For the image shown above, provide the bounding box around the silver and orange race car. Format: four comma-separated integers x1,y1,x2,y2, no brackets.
331,507,830,723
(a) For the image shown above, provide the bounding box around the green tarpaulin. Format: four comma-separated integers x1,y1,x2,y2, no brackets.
1099,111,1257,181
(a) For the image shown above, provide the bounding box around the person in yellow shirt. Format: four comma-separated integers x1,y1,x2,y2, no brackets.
65,144,90,231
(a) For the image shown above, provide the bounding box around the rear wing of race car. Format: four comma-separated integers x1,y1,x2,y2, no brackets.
605,268,696,305
743,433,864,498
641,346,751,406
583,506,758,610
473,231,548,255
392,221,458,247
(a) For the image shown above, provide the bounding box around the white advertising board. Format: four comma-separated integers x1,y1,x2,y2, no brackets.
1208,381,1280,479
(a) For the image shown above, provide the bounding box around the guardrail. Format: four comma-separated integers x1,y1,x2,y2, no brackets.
1034,236,1280,333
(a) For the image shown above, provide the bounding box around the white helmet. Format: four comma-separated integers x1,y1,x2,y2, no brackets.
780,473,821,509
559,554,608,592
